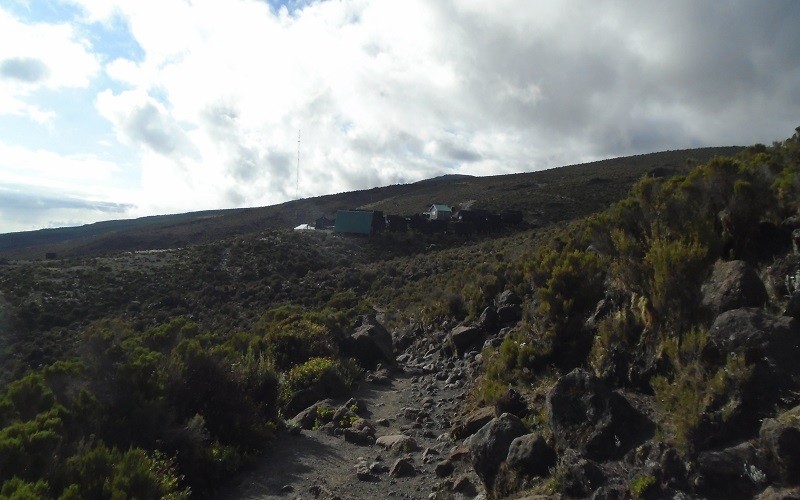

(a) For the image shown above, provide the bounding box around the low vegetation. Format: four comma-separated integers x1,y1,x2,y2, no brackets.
0,134,797,496
475,129,800,461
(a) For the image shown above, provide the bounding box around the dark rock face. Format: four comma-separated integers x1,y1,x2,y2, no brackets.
707,309,799,366
546,368,650,460
389,457,416,477
558,448,606,498
467,412,528,489
496,290,523,324
660,447,689,491
476,306,498,332
702,260,768,315
505,433,556,477
434,459,455,478
760,406,800,485
756,485,800,499
341,316,394,369
694,442,765,499
785,292,800,320
451,406,495,439
705,309,800,438
448,325,486,357
494,388,528,418
290,399,336,429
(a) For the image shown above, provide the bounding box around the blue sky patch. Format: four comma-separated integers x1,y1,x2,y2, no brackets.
5,1,82,24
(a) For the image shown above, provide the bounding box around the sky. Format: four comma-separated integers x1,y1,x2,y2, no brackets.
1,1,799,234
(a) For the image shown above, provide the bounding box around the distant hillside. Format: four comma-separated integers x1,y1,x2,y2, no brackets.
0,147,741,259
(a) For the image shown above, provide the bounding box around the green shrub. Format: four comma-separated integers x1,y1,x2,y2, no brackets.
589,308,642,375
3,373,55,422
280,357,359,408
536,249,606,323
256,315,337,371
0,477,50,499
643,227,710,325
628,473,657,498
476,332,550,405
281,357,336,403
0,407,65,482
63,444,188,499
651,328,752,452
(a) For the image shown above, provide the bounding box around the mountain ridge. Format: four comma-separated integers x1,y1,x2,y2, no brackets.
0,146,741,259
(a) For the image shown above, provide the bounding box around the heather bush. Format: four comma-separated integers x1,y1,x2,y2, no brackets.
60,444,188,499
280,356,359,408
257,317,337,371
651,327,751,452
588,308,642,376
477,331,550,404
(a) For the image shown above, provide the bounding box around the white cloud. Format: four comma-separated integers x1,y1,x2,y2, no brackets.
3,0,800,233
0,7,99,123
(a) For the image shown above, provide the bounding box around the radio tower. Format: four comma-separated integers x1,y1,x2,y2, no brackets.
295,129,300,200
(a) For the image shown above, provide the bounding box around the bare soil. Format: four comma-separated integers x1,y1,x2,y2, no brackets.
217,362,481,500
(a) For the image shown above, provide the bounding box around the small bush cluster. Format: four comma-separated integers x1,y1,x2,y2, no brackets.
0,317,284,496
478,332,549,404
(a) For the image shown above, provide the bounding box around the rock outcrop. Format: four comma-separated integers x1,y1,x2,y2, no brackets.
341,316,394,369
704,308,800,441
760,405,800,485
701,260,768,315
546,368,650,460
467,413,527,489
505,433,556,477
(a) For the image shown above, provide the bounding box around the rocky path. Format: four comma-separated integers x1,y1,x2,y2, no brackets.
217,353,484,500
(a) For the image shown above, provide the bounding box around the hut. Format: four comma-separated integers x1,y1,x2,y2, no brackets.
429,204,452,221
334,210,384,235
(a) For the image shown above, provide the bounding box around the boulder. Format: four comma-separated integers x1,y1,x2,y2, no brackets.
449,325,486,357
451,475,478,496
546,368,649,460
435,459,455,477
343,428,374,445
558,448,606,498
290,399,336,429
451,406,495,439
705,309,800,433
375,434,419,453
760,405,800,485
701,260,768,315
354,459,374,481
495,388,529,418
496,290,523,324
756,486,800,500
389,457,416,477
342,316,394,370
476,306,498,332
468,412,528,489
496,289,522,308
785,292,800,320
707,308,799,366
694,442,765,499
505,433,556,477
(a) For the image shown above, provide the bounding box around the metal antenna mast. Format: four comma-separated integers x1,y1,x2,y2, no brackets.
295,129,300,200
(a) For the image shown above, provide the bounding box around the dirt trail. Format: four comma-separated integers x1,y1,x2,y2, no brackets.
217,356,482,500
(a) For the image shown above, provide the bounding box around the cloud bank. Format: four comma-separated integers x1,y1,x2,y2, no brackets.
1,0,799,232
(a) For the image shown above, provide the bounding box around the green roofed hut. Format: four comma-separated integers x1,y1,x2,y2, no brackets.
333,210,384,235
429,204,452,221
